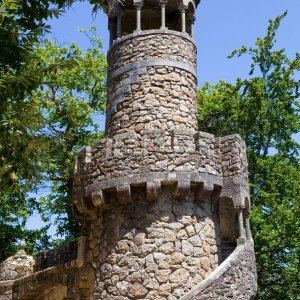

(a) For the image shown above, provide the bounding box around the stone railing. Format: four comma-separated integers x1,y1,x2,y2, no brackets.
34,240,78,272
180,241,257,300
12,237,87,300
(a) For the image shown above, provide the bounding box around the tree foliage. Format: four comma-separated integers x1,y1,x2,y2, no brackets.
0,34,107,258
34,35,107,240
0,0,107,259
198,12,300,299
0,0,105,191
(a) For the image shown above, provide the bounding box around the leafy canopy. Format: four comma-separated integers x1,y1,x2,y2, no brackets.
0,27,107,259
34,33,107,240
0,0,106,259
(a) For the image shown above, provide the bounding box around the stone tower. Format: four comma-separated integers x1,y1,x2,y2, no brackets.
0,0,257,299
72,0,257,298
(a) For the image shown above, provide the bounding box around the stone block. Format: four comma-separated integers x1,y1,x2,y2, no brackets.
172,128,195,153
141,129,165,151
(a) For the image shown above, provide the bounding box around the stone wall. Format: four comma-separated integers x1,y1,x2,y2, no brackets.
107,31,196,73
106,66,198,137
32,285,67,300
216,135,248,178
10,237,94,300
75,130,219,186
75,133,248,187
88,187,221,300
0,281,13,300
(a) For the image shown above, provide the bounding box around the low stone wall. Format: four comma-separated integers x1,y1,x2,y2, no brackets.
34,241,78,272
11,237,92,300
180,242,257,300
13,265,77,300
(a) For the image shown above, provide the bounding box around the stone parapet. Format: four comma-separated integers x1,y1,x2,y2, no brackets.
73,132,248,218
34,240,78,272
74,131,247,187
216,134,248,178
11,237,90,300
107,30,196,73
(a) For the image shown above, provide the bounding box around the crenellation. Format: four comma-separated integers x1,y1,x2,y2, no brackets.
74,130,249,198
141,129,166,152
172,129,196,153
34,241,78,272
217,134,248,178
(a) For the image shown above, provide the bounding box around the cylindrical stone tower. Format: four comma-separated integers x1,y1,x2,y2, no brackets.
72,0,257,299
106,30,198,138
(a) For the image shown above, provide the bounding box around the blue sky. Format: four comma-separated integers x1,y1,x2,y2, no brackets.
27,0,300,236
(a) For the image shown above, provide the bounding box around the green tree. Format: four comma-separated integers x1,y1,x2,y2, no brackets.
198,12,300,299
0,35,106,260
0,0,60,260
0,0,106,193
0,0,106,259
33,34,107,240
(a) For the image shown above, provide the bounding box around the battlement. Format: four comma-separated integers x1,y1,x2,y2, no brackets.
73,130,248,218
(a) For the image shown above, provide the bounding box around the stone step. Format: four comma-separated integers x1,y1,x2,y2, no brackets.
221,240,236,262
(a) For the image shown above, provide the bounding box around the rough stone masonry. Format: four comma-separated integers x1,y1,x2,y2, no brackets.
0,0,257,299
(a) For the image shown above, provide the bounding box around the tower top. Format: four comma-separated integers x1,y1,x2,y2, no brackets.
106,0,199,46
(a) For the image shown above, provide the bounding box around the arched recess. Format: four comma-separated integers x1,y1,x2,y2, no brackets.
215,197,239,262
186,1,195,37
165,2,181,32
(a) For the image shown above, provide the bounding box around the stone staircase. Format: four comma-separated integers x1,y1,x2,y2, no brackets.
180,241,257,300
